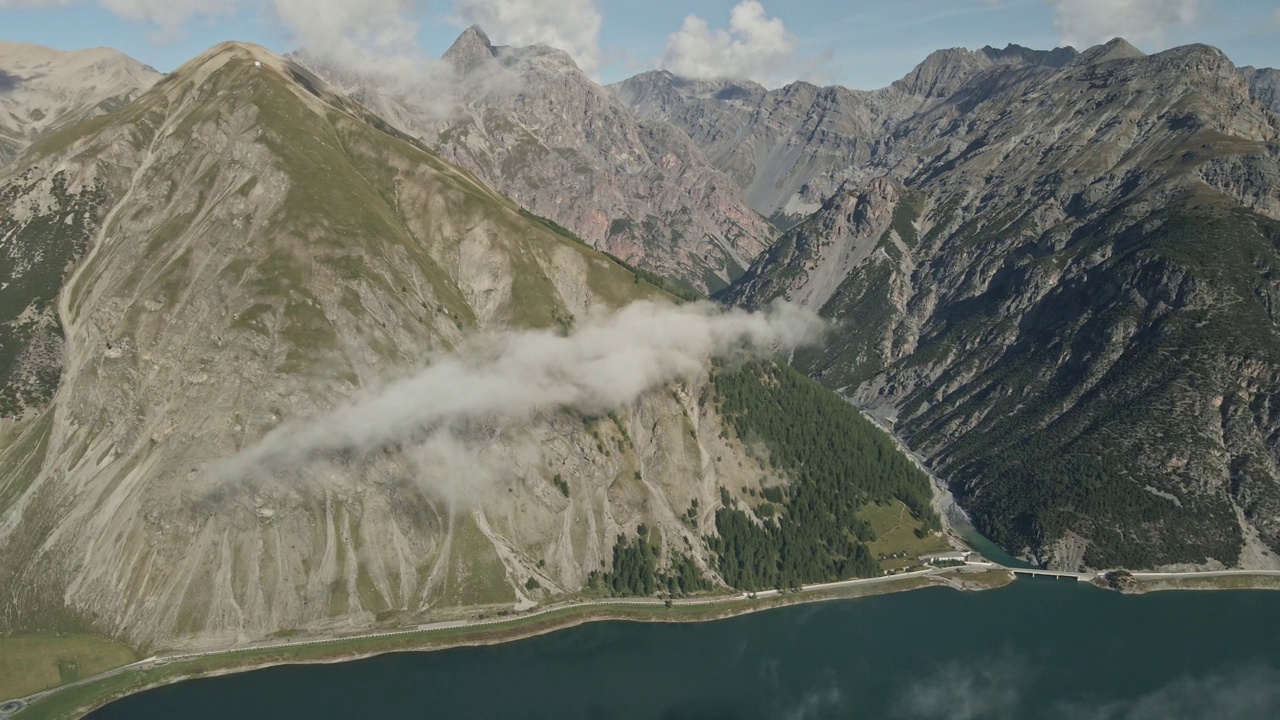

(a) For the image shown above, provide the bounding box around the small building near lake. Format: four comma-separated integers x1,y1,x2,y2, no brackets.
919,551,970,565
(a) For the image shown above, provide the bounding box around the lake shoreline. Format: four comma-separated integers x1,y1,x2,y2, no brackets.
17,571,978,719
18,568,1280,719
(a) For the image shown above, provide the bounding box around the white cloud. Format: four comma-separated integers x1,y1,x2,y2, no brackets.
451,0,603,77
1050,665,1280,720
207,301,824,500
0,0,222,40
100,0,229,40
271,0,435,88
659,1,797,87
894,656,1028,720
1051,0,1204,49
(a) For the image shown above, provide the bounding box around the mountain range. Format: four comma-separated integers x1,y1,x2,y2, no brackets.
0,28,1278,654
724,39,1280,571
0,39,936,653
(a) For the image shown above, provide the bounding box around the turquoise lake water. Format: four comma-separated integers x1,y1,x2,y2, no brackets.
90,580,1280,719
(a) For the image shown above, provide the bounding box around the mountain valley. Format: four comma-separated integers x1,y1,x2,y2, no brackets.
0,24,1278,682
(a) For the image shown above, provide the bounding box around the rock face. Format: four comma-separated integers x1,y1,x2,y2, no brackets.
300,27,774,294
723,41,1280,571
0,42,160,168
614,44,1078,223
1241,66,1280,113
0,43,787,649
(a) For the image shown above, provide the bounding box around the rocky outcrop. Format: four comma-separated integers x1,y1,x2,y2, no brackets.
1241,66,1280,113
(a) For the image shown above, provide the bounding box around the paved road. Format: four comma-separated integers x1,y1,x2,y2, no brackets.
159,568,942,664
1131,569,1280,580
1007,568,1096,581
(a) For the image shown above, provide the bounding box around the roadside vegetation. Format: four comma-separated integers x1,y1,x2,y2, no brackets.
0,634,136,701
1134,575,1280,592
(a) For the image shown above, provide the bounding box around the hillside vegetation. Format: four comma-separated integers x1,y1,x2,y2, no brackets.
708,360,939,589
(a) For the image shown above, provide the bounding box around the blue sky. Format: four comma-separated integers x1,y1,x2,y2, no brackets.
1,0,1277,89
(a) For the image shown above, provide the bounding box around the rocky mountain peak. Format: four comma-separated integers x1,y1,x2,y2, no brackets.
979,43,1078,68
894,47,992,98
1148,42,1239,82
1240,66,1280,113
895,42,1083,100
1072,37,1145,66
443,24,498,73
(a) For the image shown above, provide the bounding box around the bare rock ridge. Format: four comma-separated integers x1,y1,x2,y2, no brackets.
0,42,792,649
0,42,160,168
614,41,1081,223
299,27,775,294
1241,65,1280,113
442,24,499,73
722,38,1280,572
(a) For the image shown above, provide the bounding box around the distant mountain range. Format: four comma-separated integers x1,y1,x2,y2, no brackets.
0,42,158,168
298,27,774,295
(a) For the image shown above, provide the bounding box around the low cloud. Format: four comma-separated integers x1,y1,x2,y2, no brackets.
659,0,797,87
4,0,592,114
783,683,844,720
207,301,824,502
1050,0,1204,49
451,0,603,77
894,657,1280,720
893,656,1027,720
271,0,444,94
1050,665,1280,720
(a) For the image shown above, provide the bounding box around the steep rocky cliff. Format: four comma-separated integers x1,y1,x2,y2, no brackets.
615,44,1078,224
724,41,1280,571
1241,66,1280,114
300,27,774,294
